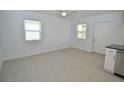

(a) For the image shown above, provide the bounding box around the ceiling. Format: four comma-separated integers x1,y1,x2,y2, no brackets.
30,10,121,19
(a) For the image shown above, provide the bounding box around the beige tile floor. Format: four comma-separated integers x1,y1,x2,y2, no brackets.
0,48,123,82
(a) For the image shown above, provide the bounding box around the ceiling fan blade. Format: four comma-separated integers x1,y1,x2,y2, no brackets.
68,12,77,16
57,10,78,17
69,11,78,14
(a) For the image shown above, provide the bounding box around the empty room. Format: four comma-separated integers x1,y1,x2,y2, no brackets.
0,10,124,82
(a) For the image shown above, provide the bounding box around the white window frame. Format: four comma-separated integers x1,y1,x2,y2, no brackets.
24,20,41,41
76,24,87,39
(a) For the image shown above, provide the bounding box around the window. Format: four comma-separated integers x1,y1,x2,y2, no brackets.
24,20,41,41
76,24,87,39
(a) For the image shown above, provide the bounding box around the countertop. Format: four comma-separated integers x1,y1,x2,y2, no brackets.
106,44,124,51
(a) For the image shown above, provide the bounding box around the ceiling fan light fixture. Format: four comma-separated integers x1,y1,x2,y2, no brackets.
61,12,67,16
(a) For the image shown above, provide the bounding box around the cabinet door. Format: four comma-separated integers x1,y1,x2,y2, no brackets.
115,51,124,75
104,48,117,74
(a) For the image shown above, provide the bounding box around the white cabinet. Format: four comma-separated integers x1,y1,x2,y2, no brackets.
104,48,117,74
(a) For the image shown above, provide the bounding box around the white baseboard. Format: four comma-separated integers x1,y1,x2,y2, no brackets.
73,46,92,52
3,45,92,62
4,45,71,61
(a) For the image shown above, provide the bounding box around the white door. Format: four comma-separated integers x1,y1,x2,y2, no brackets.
93,22,110,54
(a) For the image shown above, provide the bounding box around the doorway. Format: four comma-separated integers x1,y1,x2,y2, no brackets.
92,21,110,54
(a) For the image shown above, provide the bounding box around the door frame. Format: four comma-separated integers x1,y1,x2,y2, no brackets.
91,21,110,53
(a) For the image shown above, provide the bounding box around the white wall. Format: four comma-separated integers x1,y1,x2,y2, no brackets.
0,12,4,69
0,11,124,61
0,11,71,61
0,13,2,63
71,11,124,52
121,11,124,44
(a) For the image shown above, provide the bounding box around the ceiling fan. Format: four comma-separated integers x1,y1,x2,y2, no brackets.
58,10,78,17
